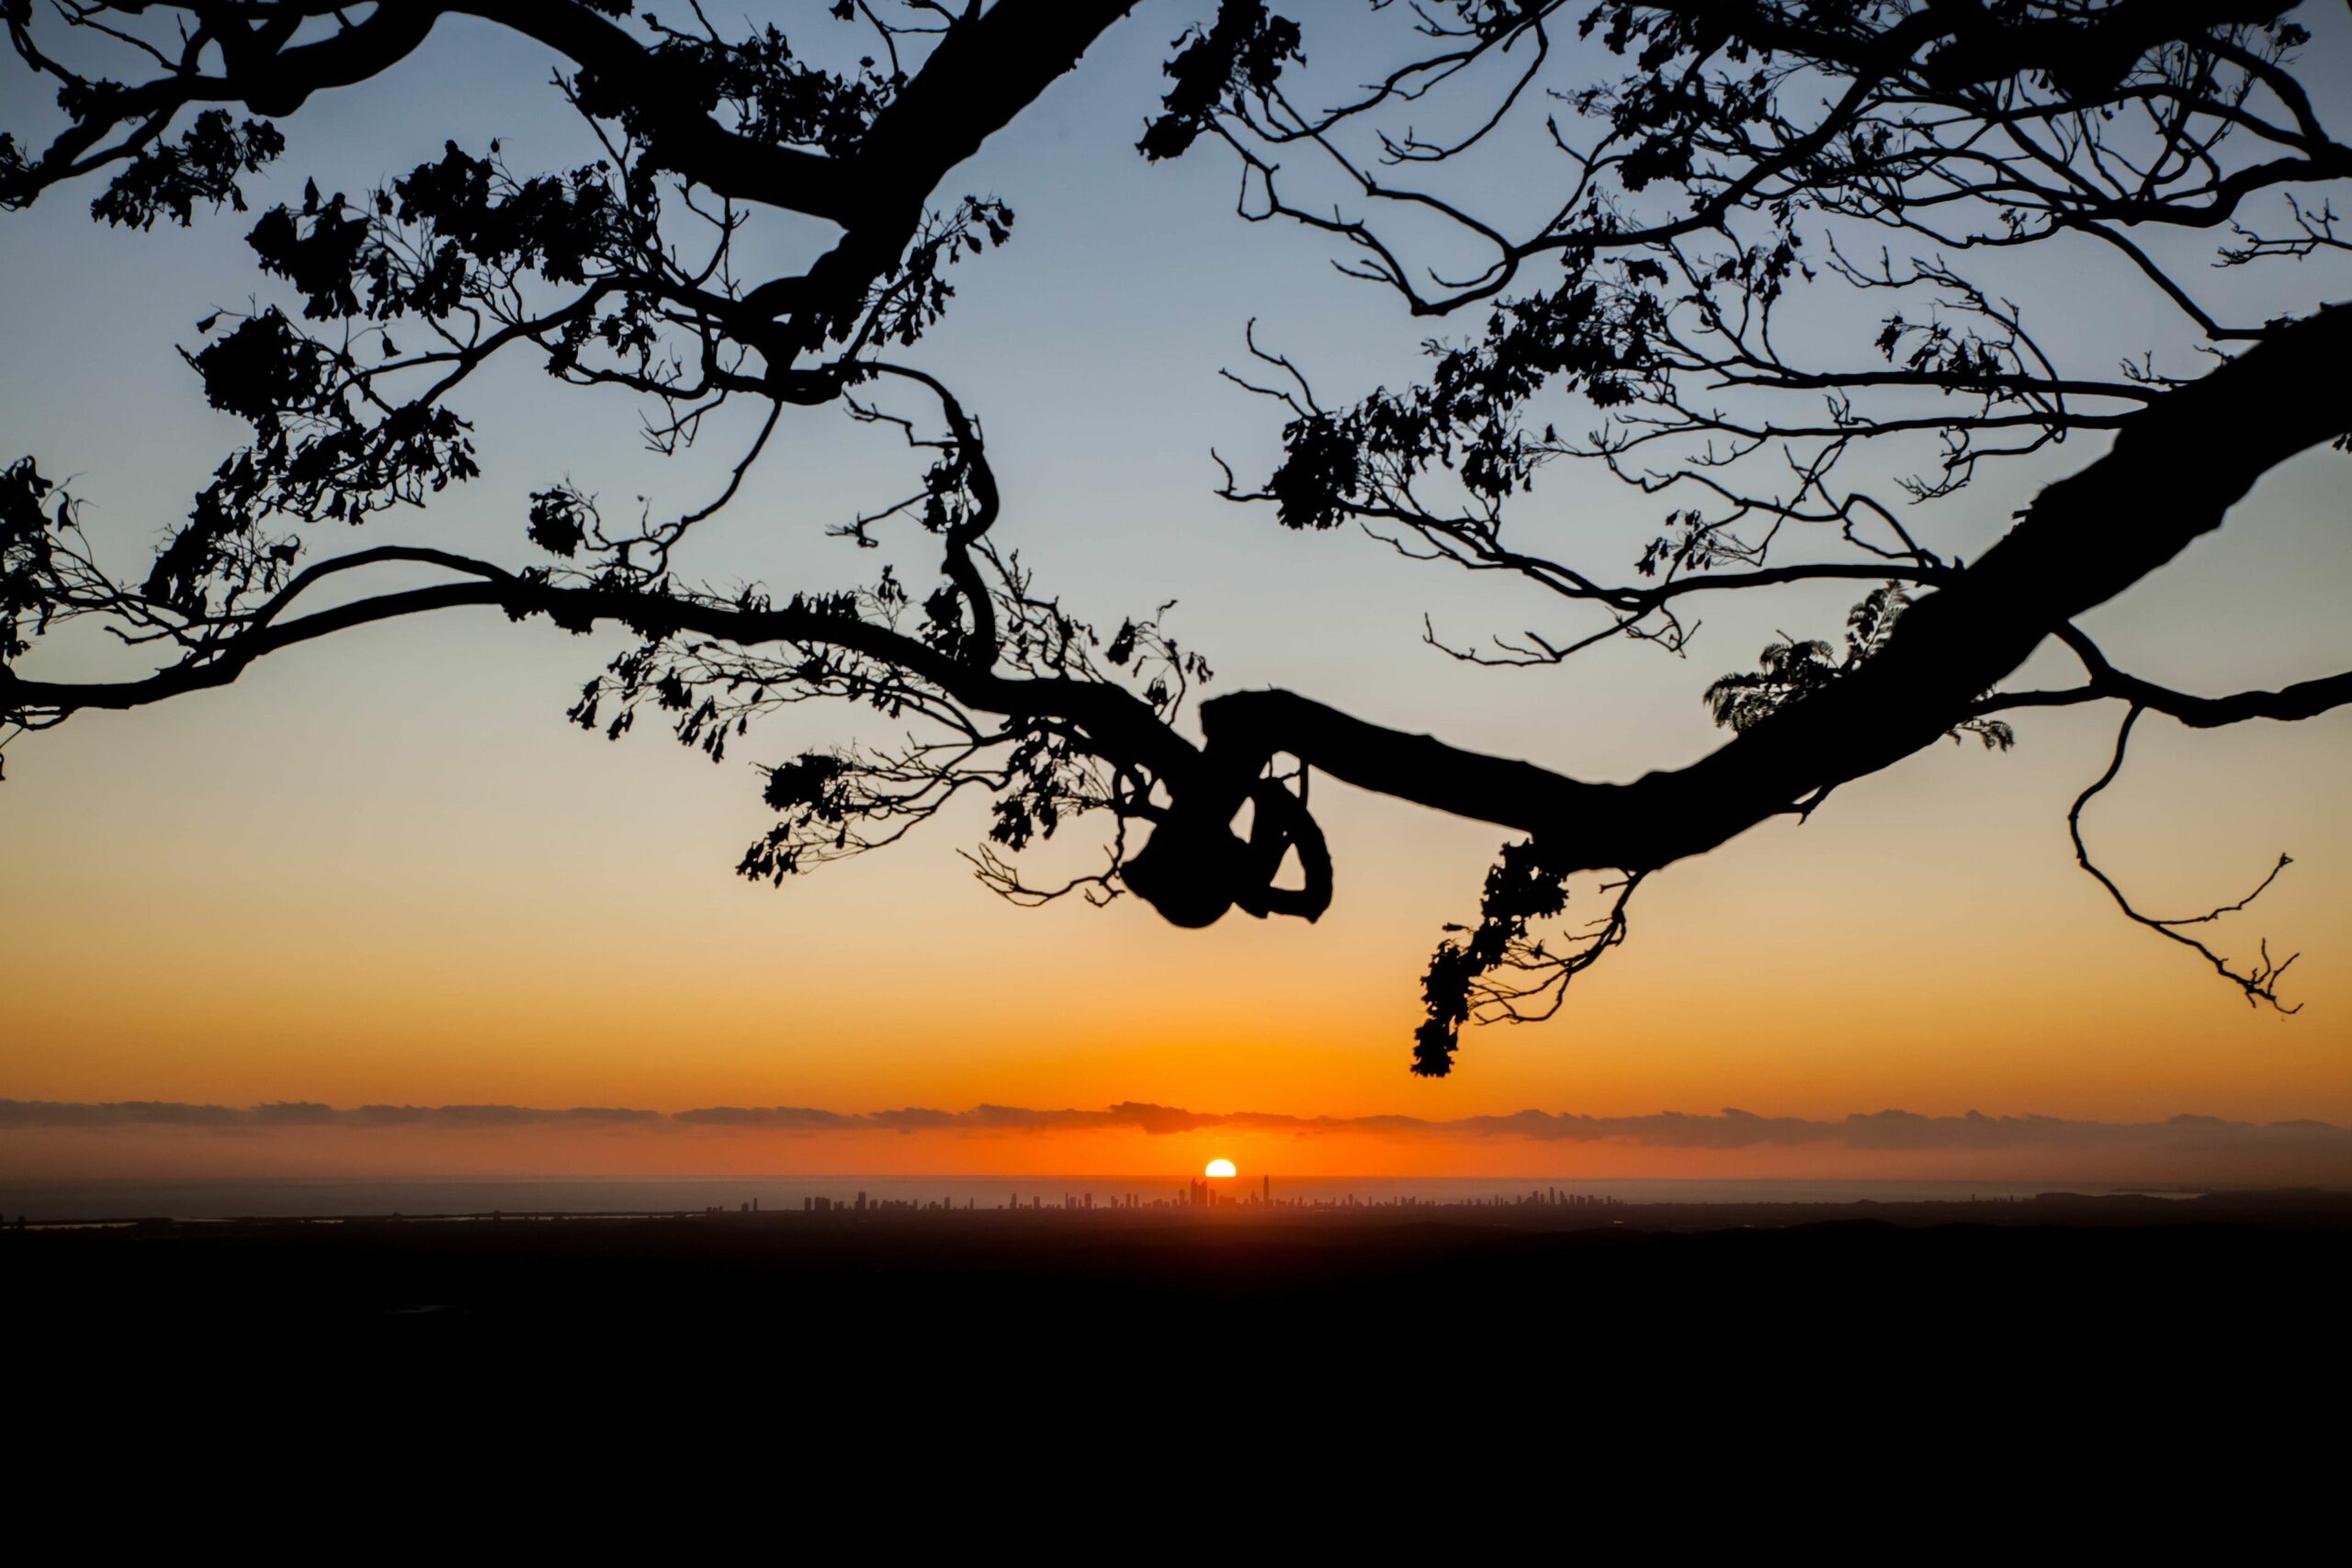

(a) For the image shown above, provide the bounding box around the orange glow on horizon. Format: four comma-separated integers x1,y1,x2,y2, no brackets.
5,571,2348,1190
4,14,2351,1205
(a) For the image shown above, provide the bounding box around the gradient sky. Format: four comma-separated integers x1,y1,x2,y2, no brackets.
3,2,2348,1185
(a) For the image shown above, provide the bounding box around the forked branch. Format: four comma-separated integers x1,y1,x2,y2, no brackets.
2068,705,2301,1010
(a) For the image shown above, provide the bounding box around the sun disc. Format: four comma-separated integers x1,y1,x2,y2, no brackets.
1204,1157,1238,1179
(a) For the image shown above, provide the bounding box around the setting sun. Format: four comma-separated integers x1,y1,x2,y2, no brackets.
1204,1158,1238,1179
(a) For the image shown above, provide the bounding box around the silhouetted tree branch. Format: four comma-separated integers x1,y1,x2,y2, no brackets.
2069,705,2300,1010
1144,0,2352,1067
6,1,2348,1074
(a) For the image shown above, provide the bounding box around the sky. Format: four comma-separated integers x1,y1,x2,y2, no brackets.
2,2,2348,1188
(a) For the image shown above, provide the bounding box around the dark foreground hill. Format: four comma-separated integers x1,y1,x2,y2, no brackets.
10,1190,2346,1512
10,1189,2344,1354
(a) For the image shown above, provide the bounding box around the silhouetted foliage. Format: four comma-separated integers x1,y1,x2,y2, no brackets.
5,1,2348,1074
1704,586,2015,749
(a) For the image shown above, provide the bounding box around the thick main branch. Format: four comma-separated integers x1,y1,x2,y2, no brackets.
1195,304,2352,879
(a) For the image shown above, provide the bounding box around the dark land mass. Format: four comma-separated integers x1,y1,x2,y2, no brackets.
11,1190,2347,1498
9,1189,2345,1355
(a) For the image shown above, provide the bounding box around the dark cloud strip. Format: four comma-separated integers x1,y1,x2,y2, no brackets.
2,1099,2347,1156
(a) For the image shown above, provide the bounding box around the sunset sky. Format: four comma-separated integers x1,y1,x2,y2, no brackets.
3,2,2348,1189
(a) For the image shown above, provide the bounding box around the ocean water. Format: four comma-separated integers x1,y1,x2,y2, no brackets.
0,1174,2159,1223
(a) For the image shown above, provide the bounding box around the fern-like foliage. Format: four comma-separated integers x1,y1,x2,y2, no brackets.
1704,585,2017,750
